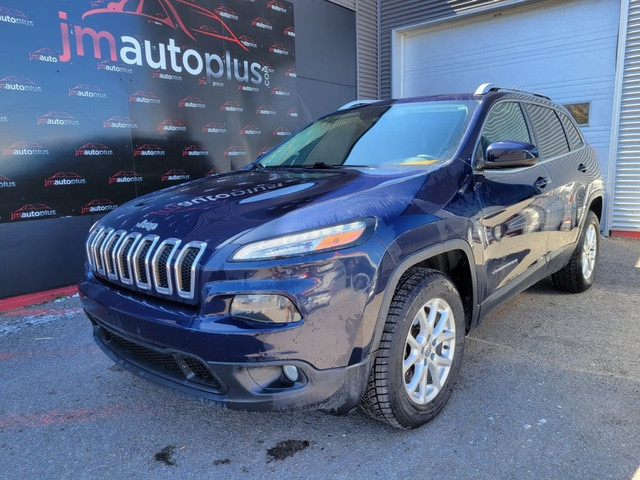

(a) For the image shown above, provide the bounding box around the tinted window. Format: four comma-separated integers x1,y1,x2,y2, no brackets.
558,112,584,150
259,101,477,168
525,104,570,158
481,102,531,147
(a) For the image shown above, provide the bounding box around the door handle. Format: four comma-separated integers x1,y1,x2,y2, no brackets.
578,163,587,173
534,177,549,189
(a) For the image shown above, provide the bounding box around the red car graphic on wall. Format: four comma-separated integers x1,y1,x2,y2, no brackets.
81,0,249,51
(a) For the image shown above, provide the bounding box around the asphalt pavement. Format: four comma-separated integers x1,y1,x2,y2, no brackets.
1,237,639,479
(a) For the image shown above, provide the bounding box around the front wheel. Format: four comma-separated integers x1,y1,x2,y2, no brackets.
552,210,600,293
361,268,465,429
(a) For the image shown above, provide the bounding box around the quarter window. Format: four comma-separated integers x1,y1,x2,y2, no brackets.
558,112,584,150
524,104,570,158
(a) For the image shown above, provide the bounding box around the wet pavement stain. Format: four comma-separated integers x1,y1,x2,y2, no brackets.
266,440,310,461
154,445,176,466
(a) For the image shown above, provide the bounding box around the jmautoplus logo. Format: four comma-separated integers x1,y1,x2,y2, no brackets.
81,198,117,214
134,144,165,156
157,120,186,132
103,116,138,128
258,145,271,156
287,108,298,118
251,17,272,30
221,100,243,112
3,141,49,156
69,83,107,98
199,76,224,87
269,43,289,56
44,171,87,187
206,169,219,177
57,3,270,86
202,122,227,134
215,6,238,21
30,48,61,63
0,7,33,27
267,0,287,14
285,68,297,78
182,144,209,156
223,146,246,157
11,204,57,221
75,143,113,156
0,76,42,92
273,127,292,137
179,96,206,108
153,70,182,81
109,171,143,184
256,105,276,115
239,35,257,49
162,169,190,182
284,26,295,37
0,175,16,188
271,85,290,97
38,111,79,126
238,84,259,93
241,124,262,135
129,90,161,104
97,59,133,74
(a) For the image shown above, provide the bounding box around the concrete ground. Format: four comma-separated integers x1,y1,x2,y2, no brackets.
1,237,638,479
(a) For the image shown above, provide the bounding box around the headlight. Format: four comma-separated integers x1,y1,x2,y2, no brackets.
232,219,371,261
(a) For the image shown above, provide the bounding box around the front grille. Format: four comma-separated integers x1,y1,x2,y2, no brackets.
99,325,223,391
86,228,207,302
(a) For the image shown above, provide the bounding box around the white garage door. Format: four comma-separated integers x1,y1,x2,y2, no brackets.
394,0,620,184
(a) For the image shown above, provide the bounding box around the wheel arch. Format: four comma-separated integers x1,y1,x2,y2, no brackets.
370,239,478,357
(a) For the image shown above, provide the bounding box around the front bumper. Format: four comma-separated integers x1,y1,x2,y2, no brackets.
78,262,376,412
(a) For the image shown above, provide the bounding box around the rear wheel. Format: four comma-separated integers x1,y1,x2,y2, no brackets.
361,268,465,429
552,210,600,293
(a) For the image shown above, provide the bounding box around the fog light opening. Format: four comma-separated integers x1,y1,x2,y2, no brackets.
282,364,299,383
230,294,302,323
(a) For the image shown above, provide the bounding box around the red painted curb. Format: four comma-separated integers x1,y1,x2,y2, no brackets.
610,230,640,239
0,286,78,313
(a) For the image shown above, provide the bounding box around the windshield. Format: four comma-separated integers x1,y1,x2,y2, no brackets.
258,101,477,168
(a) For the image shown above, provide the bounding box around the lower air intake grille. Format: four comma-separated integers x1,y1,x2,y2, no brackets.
100,326,223,391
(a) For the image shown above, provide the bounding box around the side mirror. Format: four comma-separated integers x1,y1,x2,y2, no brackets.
483,141,539,169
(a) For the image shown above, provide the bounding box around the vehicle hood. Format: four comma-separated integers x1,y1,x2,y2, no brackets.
96,167,435,247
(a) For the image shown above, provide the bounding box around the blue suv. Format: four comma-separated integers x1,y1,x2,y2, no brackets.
79,84,604,428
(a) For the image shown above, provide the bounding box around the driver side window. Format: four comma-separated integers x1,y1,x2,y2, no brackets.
477,102,531,162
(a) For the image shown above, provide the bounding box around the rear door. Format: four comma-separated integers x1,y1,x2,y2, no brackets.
522,102,598,269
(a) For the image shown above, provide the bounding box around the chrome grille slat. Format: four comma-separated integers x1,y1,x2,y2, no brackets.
105,230,126,280
116,233,142,285
133,235,159,290
175,242,207,300
85,228,207,302
152,239,181,295
95,228,114,275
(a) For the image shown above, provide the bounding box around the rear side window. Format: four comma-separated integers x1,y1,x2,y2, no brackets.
558,112,584,150
524,104,570,158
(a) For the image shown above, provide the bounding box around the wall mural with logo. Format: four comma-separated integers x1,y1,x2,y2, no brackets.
0,0,297,223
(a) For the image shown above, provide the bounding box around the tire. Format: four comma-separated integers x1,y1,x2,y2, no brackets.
552,210,600,293
361,268,465,429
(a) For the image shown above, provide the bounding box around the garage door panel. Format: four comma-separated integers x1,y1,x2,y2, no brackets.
398,0,619,185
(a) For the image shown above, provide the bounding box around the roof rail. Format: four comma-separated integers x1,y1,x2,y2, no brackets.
474,83,550,100
338,99,378,110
